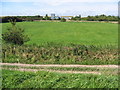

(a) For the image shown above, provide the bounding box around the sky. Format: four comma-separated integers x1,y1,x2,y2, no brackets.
0,0,119,17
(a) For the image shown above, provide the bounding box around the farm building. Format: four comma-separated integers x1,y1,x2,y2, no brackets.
60,16,72,20
50,14,72,20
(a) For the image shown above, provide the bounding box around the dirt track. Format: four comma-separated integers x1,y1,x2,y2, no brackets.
0,63,118,68
1,63,118,75
3,68,101,75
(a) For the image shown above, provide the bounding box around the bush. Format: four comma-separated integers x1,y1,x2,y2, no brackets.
2,19,30,45
61,18,66,22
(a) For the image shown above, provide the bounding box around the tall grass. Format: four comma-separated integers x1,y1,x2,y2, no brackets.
2,43,118,64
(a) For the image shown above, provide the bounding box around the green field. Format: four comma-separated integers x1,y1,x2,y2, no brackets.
2,21,118,64
1,22,118,88
2,22,118,45
2,69,118,88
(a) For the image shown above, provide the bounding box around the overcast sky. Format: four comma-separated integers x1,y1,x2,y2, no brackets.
0,0,119,17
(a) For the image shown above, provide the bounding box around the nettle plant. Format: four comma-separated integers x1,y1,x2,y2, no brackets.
2,19,30,45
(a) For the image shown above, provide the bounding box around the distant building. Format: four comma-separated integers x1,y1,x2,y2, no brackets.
51,14,73,20
61,16,72,20
55,16,60,19
51,14,60,20
51,14,55,20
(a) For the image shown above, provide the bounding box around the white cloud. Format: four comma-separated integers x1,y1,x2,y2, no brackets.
2,0,119,6
2,0,119,2
1,0,118,16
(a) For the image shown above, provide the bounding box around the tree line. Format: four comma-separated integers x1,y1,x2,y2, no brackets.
1,15,43,23
82,14,118,21
0,14,118,23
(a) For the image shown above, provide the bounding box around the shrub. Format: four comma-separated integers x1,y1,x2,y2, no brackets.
2,19,30,45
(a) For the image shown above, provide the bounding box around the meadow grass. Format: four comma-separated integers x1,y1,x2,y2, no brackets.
2,69,118,88
2,22,118,45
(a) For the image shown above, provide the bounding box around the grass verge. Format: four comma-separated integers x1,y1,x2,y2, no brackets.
2,69,118,88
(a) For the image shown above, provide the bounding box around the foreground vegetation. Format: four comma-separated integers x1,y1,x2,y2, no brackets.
2,69,118,88
2,44,118,64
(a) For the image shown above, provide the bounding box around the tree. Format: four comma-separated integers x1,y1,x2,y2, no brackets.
71,17,76,20
78,15,81,20
2,16,23,23
44,14,50,20
36,15,40,17
61,18,66,22
2,19,30,45
75,15,81,21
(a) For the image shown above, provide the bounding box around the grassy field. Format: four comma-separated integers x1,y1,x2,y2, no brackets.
2,69,118,88
1,22,118,88
2,21,118,45
2,21,118,64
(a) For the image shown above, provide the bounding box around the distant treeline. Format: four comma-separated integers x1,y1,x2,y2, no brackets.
0,15,44,23
0,14,118,23
81,14,118,21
